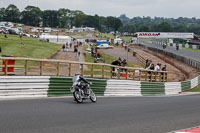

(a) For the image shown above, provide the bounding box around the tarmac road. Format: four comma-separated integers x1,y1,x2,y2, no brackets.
1,95,200,133
142,41,200,62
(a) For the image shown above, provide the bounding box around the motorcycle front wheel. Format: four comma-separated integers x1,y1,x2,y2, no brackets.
73,91,83,103
90,89,97,103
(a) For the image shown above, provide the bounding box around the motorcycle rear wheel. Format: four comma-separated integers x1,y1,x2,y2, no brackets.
73,91,83,103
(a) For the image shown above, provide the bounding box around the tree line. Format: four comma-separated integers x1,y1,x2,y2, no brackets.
118,14,200,35
1,4,200,35
0,4,122,32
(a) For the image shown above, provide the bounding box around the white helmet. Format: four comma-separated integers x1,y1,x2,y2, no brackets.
75,72,81,76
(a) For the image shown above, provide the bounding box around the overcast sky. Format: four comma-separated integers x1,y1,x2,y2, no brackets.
1,0,200,18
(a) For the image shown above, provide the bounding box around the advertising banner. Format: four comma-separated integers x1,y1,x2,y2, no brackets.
136,32,194,39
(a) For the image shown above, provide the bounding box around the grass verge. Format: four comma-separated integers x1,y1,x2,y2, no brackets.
0,34,61,65
188,85,200,92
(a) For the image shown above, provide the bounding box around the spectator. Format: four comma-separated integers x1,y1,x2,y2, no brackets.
162,65,167,71
176,44,179,51
148,64,155,81
120,59,127,72
154,63,160,71
111,58,122,76
161,65,167,81
4,34,8,39
78,51,80,57
70,43,72,48
62,44,65,52
145,59,152,69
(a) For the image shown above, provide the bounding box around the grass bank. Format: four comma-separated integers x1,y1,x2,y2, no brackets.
0,34,61,66
188,85,200,92
0,34,61,58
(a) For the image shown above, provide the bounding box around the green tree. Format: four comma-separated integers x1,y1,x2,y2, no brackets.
58,8,71,28
21,6,42,26
157,22,172,32
0,8,5,21
72,13,87,27
106,16,122,32
4,4,20,22
138,25,150,32
42,10,60,27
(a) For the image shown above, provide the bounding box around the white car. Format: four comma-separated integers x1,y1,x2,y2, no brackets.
97,44,114,49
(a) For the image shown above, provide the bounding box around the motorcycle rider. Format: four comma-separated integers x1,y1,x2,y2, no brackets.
73,72,90,95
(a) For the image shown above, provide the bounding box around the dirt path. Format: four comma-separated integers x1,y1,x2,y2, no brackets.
101,47,143,67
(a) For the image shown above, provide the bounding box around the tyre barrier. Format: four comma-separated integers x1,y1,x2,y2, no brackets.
0,76,199,99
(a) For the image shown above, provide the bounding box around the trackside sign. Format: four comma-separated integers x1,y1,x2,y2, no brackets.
136,32,194,39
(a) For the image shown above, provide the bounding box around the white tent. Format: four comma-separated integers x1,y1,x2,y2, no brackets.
114,38,123,44
39,34,71,44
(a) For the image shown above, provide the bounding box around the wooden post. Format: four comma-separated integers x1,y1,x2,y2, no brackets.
132,70,135,80
110,67,113,79
5,60,7,76
68,63,71,77
126,70,128,80
139,70,141,81
91,64,94,78
25,60,28,76
102,65,104,79
117,67,120,79
159,72,162,82
81,64,84,76
165,72,167,82
56,62,59,76
145,71,148,81
40,61,42,76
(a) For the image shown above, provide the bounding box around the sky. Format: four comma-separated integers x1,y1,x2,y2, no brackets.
0,0,200,18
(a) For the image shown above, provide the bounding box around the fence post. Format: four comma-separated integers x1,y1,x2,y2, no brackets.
145,71,148,81
25,60,28,76
5,60,7,76
91,64,94,78
68,63,71,77
159,72,162,82
40,61,42,76
56,62,59,76
110,67,113,79
118,67,120,79
81,64,84,76
132,70,135,80
102,65,104,79
125,70,128,80
150,71,153,82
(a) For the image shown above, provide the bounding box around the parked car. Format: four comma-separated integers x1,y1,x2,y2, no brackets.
96,44,114,49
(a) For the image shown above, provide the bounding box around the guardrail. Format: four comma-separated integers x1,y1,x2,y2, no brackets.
0,57,167,82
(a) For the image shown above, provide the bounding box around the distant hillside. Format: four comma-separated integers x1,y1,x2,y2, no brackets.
118,14,200,35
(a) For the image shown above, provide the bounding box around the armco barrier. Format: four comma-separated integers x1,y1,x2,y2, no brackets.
164,82,181,95
141,82,165,96
198,76,200,85
48,77,107,97
181,80,191,91
0,75,199,98
105,80,141,96
0,76,49,98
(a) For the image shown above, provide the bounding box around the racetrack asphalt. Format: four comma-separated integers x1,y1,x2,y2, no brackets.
1,95,200,133
141,42,200,62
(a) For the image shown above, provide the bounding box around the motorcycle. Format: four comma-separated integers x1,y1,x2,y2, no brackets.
70,75,97,103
